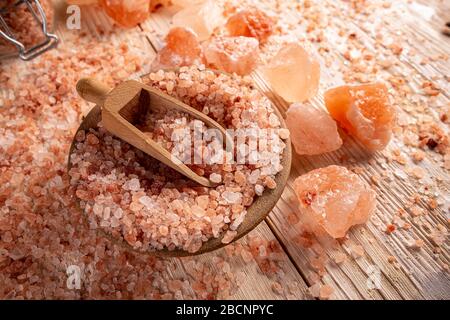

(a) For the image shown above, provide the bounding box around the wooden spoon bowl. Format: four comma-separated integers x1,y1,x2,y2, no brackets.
68,71,292,257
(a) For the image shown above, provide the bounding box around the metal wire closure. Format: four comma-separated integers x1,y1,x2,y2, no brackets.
0,0,58,61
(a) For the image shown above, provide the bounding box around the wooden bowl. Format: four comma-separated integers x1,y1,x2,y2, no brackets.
68,73,292,257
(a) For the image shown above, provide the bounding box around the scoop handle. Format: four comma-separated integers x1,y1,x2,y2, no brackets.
76,78,111,107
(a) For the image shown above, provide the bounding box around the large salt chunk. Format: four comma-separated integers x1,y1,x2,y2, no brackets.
293,165,376,238
172,0,223,41
100,0,149,28
324,83,395,151
225,8,274,44
203,36,259,75
286,102,342,155
261,43,320,103
151,27,203,70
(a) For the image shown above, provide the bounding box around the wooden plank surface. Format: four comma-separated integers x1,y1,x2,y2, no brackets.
45,3,312,300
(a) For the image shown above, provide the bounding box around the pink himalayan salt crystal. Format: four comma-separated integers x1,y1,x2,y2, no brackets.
222,191,242,204
261,43,320,103
240,249,253,262
222,230,237,244
172,0,223,41
172,0,204,8
196,195,209,209
100,0,149,28
151,27,203,70
334,252,347,264
159,225,169,236
203,36,259,76
293,165,376,239
324,83,395,151
308,283,321,298
123,178,140,191
139,195,156,209
351,244,365,258
67,0,98,4
272,281,284,295
286,102,342,155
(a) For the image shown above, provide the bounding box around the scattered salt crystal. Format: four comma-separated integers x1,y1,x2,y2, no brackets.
203,36,260,75
222,191,242,204
192,205,206,218
172,0,223,41
93,203,103,216
103,207,111,220
286,102,342,155
351,245,365,258
409,239,424,250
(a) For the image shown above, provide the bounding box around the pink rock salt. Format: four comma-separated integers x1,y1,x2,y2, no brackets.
203,36,259,75
172,0,223,41
171,0,204,8
151,27,203,70
100,0,149,28
222,230,237,244
286,102,342,155
261,43,320,103
293,165,376,238
319,285,334,300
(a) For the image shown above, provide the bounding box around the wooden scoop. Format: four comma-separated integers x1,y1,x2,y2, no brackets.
76,78,233,188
